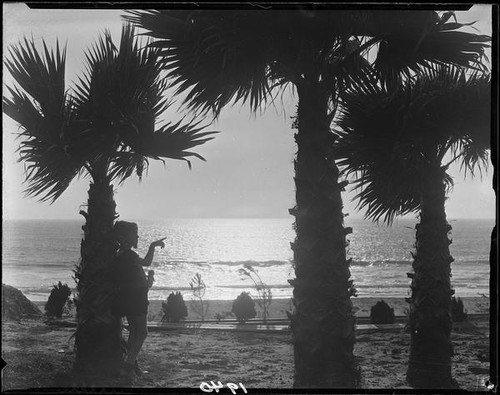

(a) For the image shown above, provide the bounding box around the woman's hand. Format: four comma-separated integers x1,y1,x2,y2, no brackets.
150,237,166,249
142,238,166,267
147,270,155,288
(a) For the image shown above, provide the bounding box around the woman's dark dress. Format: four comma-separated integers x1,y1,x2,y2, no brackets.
112,249,149,317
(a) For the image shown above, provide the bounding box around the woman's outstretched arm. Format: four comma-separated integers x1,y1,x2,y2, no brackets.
140,237,166,266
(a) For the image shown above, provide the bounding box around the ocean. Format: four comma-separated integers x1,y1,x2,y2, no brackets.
2,218,493,302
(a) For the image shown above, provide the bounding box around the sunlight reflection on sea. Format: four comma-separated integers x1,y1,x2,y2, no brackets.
2,218,493,301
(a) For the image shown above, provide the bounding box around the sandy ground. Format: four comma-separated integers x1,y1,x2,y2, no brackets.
1,296,492,391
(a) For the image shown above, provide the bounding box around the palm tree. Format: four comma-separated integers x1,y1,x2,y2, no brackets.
126,9,489,387
334,65,490,388
3,24,217,379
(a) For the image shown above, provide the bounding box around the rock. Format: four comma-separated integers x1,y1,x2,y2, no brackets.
2,284,42,321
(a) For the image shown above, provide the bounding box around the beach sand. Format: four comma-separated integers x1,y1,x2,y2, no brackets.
1,296,492,391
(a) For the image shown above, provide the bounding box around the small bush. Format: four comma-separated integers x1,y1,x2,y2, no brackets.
232,292,256,324
161,292,188,322
370,299,395,324
451,296,468,322
45,282,72,318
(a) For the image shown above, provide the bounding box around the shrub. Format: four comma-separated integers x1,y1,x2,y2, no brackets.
370,299,395,324
451,296,468,322
45,282,72,318
161,292,188,322
232,292,257,324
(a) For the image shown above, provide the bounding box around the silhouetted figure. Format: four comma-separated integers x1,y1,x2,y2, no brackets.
112,221,165,379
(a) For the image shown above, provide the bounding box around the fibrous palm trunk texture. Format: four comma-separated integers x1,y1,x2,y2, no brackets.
291,81,357,388
73,180,124,380
406,173,455,388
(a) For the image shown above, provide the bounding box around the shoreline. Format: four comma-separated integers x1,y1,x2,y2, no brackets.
32,295,490,322
148,296,490,321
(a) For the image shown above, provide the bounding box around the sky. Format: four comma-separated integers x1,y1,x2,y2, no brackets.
2,3,496,221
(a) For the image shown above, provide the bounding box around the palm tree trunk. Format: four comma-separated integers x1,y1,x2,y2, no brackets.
291,80,357,388
406,171,455,388
73,178,125,380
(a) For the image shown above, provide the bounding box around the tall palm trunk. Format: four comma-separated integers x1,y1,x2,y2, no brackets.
291,80,357,388
406,170,454,388
73,178,124,379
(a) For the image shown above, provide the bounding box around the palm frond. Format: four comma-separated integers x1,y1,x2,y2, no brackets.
372,11,491,84
72,24,167,133
71,25,218,179
71,23,217,183
3,38,91,202
5,37,67,118
335,65,490,224
130,119,219,170
70,24,170,174
3,86,44,133
127,9,490,121
326,37,379,96
108,150,149,184
126,10,286,116
404,66,491,177
458,137,489,179
4,23,218,201
335,85,423,224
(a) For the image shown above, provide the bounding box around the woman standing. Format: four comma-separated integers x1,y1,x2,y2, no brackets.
112,220,165,378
